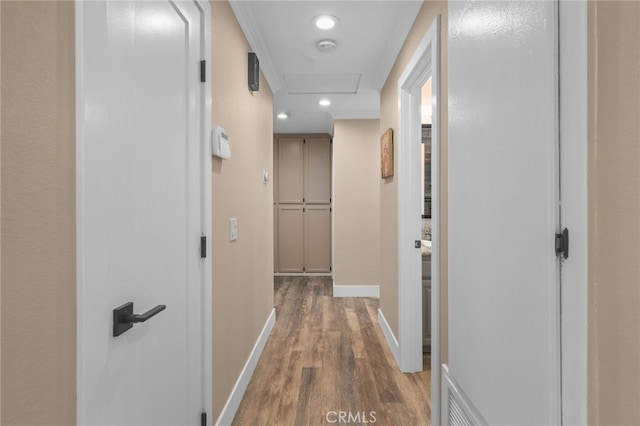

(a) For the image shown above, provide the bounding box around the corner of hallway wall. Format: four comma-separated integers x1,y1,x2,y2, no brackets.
588,2,640,425
1,1,76,425
378,1,448,362
210,1,274,420
333,119,381,288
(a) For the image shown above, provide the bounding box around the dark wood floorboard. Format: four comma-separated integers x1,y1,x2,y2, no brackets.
231,276,430,425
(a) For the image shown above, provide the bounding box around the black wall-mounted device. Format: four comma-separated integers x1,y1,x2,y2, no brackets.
248,52,259,92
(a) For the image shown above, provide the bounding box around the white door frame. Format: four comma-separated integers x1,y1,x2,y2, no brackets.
75,0,213,422
396,14,441,425
558,0,588,423
196,0,213,421
396,4,588,425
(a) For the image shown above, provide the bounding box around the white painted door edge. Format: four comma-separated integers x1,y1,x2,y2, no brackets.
558,1,588,423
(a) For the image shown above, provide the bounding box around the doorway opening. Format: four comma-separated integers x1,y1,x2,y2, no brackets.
396,15,441,426
420,77,433,370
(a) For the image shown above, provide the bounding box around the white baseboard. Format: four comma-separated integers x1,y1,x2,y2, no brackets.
333,281,380,298
215,308,276,426
273,273,332,277
378,308,400,364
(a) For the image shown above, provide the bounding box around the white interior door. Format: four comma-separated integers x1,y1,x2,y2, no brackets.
76,1,208,424
447,1,560,424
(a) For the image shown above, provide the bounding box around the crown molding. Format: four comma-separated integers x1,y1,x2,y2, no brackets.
370,1,423,91
229,1,283,93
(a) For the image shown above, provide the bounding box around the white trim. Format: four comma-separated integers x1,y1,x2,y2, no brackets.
74,4,86,420
559,1,588,423
333,282,379,298
273,273,332,277
377,309,399,363
228,1,281,93
396,16,442,425
370,1,424,91
215,309,276,426
197,0,214,422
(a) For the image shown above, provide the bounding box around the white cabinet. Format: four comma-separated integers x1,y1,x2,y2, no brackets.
423,279,432,348
422,256,432,349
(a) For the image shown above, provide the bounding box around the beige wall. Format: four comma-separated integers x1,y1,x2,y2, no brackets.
1,2,76,425
588,2,640,425
210,1,274,420
333,119,381,287
378,1,448,361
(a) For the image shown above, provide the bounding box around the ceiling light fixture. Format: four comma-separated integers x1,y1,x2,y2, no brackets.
318,99,331,106
277,113,288,119
313,15,339,30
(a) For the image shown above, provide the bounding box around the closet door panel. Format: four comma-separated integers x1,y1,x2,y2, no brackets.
277,138,304,204
304,138,332,204
304,205,331,273
273,137,279,204
274,204,278,272
277,205,304,273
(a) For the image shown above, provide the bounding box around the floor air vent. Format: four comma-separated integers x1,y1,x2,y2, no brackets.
448,393,472,426
442,365,487,426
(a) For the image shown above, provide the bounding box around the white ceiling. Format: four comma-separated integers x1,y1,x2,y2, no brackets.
230,1,423,134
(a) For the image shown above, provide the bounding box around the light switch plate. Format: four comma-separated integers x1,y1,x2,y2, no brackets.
230,218,238,241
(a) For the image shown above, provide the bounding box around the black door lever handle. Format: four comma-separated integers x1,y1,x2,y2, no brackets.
127,304,166,323
113,302,166,337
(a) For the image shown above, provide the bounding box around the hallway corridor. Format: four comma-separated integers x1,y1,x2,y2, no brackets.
232,277,430,425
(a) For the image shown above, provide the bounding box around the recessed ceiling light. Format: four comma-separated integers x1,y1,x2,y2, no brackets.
277,113,288,119
313,15,339,30
318,99,331,106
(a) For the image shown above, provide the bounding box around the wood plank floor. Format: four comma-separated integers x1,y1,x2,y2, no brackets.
232,276,430,426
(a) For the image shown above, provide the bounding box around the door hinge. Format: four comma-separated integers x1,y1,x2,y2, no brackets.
200,60,206,83
201,411,207,426
200,236,207,258
555,228,569,259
